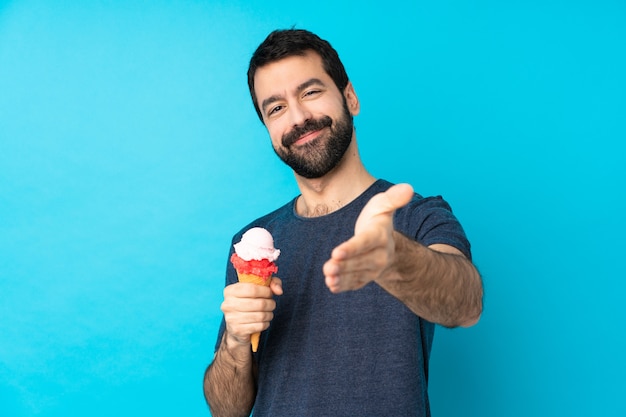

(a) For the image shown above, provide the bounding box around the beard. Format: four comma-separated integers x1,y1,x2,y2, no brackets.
273,102,354,179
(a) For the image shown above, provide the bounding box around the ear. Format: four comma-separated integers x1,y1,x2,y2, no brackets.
343,81,360,116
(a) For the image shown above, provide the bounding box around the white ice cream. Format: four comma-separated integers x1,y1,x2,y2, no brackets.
233,227,280,262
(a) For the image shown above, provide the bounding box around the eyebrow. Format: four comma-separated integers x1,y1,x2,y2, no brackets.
260,78,326,114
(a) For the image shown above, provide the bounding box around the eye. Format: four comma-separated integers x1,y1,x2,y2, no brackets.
303,89,321,98
268,105,284,116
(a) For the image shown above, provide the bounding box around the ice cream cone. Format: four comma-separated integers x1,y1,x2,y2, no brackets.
236,271,272,352
231,227,279,353
237,272,271,287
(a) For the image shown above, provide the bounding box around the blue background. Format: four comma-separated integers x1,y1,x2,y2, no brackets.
1,1,624,416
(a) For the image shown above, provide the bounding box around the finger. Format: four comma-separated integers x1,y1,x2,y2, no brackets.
226,310,275,326
324,246,374,276
385,183,414,210
224,308,272,331
331,220,389,261
221,289,277,312
325,247,386,279
270,277,283,296
225,312,274,341
338,247,389,275
325,268,373,293
358,183,414,222
225,282,273,298
324,249,386,291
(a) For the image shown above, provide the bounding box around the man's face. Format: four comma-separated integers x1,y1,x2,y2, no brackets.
253,52,358,178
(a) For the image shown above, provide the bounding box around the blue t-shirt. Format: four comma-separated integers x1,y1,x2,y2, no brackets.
215,179,471,417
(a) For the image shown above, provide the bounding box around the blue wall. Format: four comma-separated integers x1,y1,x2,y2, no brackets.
1,1,624,416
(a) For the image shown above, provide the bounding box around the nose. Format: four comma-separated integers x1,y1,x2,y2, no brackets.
289,101,312,128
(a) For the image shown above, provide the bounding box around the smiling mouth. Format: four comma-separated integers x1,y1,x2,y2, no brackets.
293,129,324,146
282,116,333,148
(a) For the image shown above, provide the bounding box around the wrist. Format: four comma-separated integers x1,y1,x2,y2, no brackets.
380,231,419,283
223,332,252,362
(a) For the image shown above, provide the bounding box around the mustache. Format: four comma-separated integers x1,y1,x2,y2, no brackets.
281,116,333,148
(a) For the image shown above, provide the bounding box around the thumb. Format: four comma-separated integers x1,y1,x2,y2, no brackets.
360,183,414,219
383,183,414,212
270,277,283,296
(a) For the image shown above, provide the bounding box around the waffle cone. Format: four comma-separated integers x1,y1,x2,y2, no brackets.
236,271,272,352
237,272,271,286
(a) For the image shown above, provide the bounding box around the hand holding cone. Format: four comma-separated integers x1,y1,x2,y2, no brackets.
235,272,273,351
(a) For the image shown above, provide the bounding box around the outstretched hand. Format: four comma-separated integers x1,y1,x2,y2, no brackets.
323,183,414,293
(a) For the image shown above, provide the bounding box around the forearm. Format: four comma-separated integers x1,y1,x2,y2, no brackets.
203,332,256,417
377,232,483,328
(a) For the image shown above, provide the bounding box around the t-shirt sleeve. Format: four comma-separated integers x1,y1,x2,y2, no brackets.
213,242,240,353
395,195,472,261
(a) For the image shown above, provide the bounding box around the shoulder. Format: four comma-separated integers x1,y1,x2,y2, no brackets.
231,197,297,242
401,194,453,216
386,185,472,260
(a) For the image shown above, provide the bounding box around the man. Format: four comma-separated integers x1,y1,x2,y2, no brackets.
204,29,483,417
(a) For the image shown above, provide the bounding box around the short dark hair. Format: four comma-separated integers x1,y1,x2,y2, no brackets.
247,29,350,122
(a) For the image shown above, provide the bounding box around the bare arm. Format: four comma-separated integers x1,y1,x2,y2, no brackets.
379,237,482,327
203,332,256,417
203,279,283,416
323,184,483,328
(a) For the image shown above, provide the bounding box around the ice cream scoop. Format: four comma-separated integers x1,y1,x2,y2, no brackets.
233,227,281,262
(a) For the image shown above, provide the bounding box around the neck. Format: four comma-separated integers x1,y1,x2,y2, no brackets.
294,136,375,217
